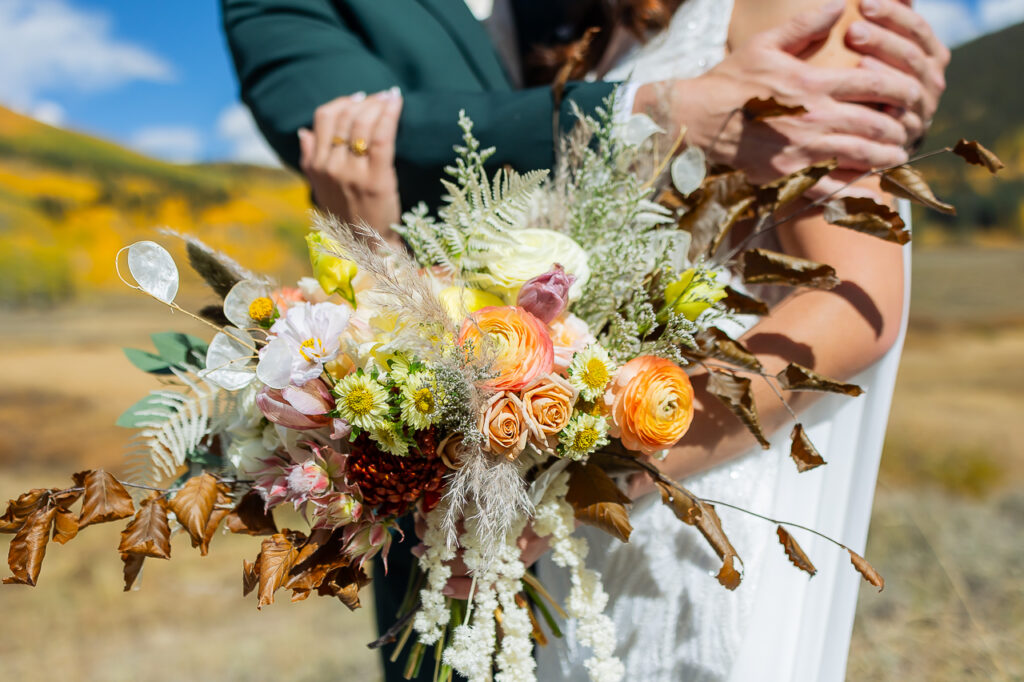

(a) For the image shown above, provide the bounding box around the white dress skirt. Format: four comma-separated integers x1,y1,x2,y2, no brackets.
535,0,913,679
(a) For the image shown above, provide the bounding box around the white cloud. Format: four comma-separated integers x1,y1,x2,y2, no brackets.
0,0,174,111
216,103,280,166
918,0,982,46
29,101,66,127
978,0,1024,34
130,126,203,164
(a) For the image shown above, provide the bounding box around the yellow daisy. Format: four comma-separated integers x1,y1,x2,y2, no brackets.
567,344,616,402
334,372,389,431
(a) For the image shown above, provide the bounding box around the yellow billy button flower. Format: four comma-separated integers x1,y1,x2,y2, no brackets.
333,372,390,431
567,344,616,402
306,231,358,304
664,268,727,321
247,296,276,326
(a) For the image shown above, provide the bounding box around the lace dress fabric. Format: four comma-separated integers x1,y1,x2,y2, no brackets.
536,0,912,679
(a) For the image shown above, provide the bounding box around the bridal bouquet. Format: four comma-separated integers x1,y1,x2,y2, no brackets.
1,101,1002,682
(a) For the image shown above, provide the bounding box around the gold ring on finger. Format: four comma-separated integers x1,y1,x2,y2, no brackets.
330,136,347,148
349,138,369,156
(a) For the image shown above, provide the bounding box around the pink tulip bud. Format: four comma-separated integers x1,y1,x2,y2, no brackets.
256,378,334,429
517,264,576,324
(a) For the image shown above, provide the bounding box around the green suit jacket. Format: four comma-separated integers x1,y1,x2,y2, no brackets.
222,0,617,209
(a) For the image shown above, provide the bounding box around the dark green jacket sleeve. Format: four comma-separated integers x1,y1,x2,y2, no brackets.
222,0,615,208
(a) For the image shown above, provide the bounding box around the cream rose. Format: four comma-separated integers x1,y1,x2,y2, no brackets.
520,374,579,451
479,391,529,461
479,229,591,301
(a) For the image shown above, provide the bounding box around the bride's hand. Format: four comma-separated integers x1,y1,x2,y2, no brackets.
846,0,950,144
636,0,914,194
298,88,404,245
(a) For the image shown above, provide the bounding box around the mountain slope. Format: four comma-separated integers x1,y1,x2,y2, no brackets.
916,21,1024,235
0,107,311,305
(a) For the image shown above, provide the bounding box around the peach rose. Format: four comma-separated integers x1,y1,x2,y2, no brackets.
548,313,595,374
479,391,529,461
605,356,695,456
458,306,554,392
521,374,579,451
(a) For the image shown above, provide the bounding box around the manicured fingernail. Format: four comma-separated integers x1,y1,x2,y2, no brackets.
848,22,869,43
388,85,402,99
860,0,879,16
352,91,366,101
442,585,456,596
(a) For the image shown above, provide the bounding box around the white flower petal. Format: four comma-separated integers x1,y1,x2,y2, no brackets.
671,145,707,196
224,279,270,328
127,241,178,303
619,113,665,147
256,337,294,389
201,327,255,391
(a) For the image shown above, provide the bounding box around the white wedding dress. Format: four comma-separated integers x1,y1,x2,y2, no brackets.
525,1,914,680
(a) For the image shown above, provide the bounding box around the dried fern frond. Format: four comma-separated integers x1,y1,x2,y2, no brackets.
123,367,234,486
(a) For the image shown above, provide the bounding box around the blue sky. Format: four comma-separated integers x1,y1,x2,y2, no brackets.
1,0,1021,166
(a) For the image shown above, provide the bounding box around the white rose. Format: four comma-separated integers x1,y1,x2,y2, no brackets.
479,229,590,301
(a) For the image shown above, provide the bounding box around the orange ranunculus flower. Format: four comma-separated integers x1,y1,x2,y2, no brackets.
457,306,554,392
479,392,529,460
605,356,695,456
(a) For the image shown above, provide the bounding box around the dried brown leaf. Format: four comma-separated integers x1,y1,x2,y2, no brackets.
696,327,763,371
52,509,79,545
318,564,370,610
168,473,225,553
242,556,260,597
566,462,633,542
790,424,826,472
848,548,884,592
717,555,742,590
741,248,839,290
777,526,817,576
707,370,770,449
257,533,298,609
880,165,955,215
952,139,1004,173
742,96,808,120
757,160,837,212
118,492,171,559
74,470,134,530
823,197,910,244
655,481,742,590
121,552,146,591
3,504,56,586
776,363,863,396
198,489,234,556
0,489,50,534
721,286,769,316
225,490,277,536
678,170,755,259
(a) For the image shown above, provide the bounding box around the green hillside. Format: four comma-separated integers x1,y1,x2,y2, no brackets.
0,106,311,306
915,21,1024,236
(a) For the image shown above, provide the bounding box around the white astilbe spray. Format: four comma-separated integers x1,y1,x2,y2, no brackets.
413,505,456,645
533,472,624,682
443,511,499,681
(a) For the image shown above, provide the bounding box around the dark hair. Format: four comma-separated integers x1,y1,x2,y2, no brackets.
524,0,684,86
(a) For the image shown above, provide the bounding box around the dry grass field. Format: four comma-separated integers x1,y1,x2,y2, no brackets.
0,245,1021,681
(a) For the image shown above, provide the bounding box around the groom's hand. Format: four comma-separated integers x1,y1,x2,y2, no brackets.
846,0,950,143
634,0,916,192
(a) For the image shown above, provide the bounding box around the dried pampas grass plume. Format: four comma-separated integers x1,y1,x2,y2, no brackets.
158,228,262,298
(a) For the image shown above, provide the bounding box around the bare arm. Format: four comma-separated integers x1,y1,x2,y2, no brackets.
644,0,913,487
